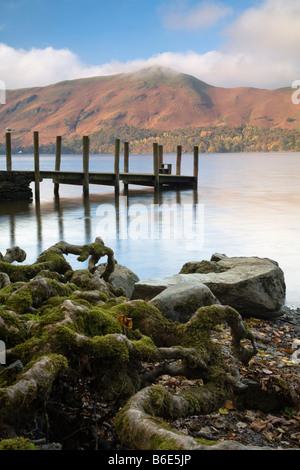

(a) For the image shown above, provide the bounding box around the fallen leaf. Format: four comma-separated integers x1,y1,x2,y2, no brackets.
224,400,235,410
250,421,267,432
236,421,248,429
262,368,273,375
218,408,229,415
117,314,133,329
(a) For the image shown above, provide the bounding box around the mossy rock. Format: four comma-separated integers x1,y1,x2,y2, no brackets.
180,260,227,274
0,437,35,450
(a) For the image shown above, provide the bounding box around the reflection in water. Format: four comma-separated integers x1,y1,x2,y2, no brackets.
1,186,202,285
30,188,200,248
0,152,299,307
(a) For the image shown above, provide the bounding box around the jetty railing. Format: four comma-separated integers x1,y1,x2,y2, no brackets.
3,132,199,200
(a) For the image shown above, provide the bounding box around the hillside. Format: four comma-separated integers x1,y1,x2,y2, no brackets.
0,67,299,153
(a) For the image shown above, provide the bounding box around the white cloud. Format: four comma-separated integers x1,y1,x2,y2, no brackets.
0,43,297,91
226,0,300,59
0,43,105,89
0,0,299,90
161,1,232,30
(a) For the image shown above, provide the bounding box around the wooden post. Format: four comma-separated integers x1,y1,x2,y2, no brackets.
114,138,120,197
54,136,62,196
123,141,129,193
176,145,182,176
158,144,163,170
153,142,159,190
6,132,12,171
33,131,40,200
82,135,89,197
193,146,199,189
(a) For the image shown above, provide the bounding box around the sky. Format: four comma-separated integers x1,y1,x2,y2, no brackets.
0,0,300,90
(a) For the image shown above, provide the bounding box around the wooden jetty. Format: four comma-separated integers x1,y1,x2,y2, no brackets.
2,132,198,200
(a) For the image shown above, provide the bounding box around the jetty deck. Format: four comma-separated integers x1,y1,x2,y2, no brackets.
2,132,198,200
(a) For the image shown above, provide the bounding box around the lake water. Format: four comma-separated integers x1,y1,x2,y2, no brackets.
0,151,299,308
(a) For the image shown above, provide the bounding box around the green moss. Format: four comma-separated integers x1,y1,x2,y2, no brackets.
181,305,237,368
148,385,173,418
148,434,185,450
77,242,113,262
110,300,179,346
79,334,130,363
0,354,68,422
8,333,49,365
71,291,108,305
0,248,73,283
115,396,188,451
5,289,33,315
49,325,77,355
0,261,38,283
0,309,28,347
180,260,227,274
81,307,122,337
195,437,222,446
180,381,230,416
47,278,77,297
70,269,103,291
0,368,17,388
24,353,68,376
0,437,35,450
2,278,77,315
131,336,160,362
34,250,72,275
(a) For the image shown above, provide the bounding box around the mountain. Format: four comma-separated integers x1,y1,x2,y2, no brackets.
1,67,299,153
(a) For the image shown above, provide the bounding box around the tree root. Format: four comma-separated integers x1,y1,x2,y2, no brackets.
0,238,115,284
114,385,274,450
0,355,67,423
0,242,298,450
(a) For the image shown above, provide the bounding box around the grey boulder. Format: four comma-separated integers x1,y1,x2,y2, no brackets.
150,282,220,323
97,262,139,298
131,254,286,318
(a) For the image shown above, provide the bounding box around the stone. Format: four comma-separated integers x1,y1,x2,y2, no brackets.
131,254,286,318
0,172,33,201
131,273,203,301
97,262,139,298
150,282,220,323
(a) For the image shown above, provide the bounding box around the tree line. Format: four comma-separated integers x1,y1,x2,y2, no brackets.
1,125,300,155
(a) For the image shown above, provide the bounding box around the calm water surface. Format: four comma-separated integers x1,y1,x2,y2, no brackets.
0,151,299,307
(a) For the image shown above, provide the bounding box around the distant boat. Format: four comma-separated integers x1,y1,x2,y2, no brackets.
18,150,22,154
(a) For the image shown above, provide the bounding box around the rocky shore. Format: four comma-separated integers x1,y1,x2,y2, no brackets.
0,242,299,451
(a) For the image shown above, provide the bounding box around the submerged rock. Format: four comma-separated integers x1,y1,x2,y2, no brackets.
132,254,286,318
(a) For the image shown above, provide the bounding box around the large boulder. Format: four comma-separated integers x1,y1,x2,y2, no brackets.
150,282,220,323
97,262,139,298
131,254,286,318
